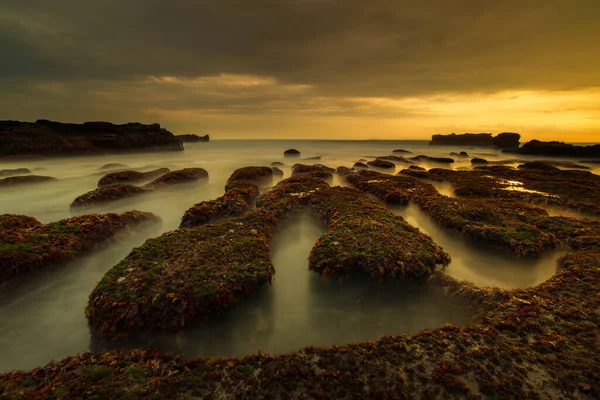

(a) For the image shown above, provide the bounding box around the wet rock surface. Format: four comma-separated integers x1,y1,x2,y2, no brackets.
143,168,209,189
71,185,150,209
0,211,159,283
367,159,395,169
291,164,333,181
1,162,600,399
0,168,31,178
97,168,170,187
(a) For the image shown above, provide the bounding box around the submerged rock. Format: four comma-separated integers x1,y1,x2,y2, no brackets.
367,159,395,169
0,175,57,187
271,167,284,176
0,211,159,283
99,163,128,171
376,155,413,164
0,168,31,178
71,185,150,209
471,157,489,165
143,168,209,189
353,162,368,169
410,155,455,164
392,149,412,154
97,168,170,187
271,161,286,167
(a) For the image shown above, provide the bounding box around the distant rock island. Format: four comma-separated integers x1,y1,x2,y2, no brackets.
430,132,521,148
0,120,184,158
504,140,600,158
177,134,210,143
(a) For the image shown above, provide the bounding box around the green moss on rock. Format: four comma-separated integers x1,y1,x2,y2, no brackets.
0,211,160,283
98,168,170,187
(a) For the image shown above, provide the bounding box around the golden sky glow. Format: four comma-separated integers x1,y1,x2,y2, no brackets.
1,0,600,141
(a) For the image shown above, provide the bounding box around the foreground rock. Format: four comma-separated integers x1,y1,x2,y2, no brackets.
97,168,170,187
0,211,159,283
0,175,56,187
430,132,521,148
176,134,209,143
0,120,183,158
308,187,450,280
0,215,42,231
505,139,600,158
86,178,325,339
344,170,437,205
143,168,208,189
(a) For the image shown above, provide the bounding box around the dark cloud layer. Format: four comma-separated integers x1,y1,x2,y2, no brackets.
2,0,599,96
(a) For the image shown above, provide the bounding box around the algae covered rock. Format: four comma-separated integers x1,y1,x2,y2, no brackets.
0,175,57,187
71,184,150,209
227,166,273,188
87,213,277,338
0,214,42,231
143,168,208,189
98,168,170,187
345,170,438,204
307,187,450,281
291,164,333,181
180,182,259,228
0,211,159,283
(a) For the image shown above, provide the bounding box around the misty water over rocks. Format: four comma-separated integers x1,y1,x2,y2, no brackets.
0,140,594,373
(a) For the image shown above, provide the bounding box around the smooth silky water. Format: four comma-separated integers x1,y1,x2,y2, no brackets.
0,140,591,372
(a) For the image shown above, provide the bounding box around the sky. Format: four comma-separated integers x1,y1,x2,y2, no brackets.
1,0,600,141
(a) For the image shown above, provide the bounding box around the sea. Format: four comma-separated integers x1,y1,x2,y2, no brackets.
0,139,595,372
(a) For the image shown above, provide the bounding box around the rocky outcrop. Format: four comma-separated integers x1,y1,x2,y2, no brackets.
471,158,489,165
505,140,600,158
71,185,150,209
492,132,521,149
176,134,209,143
0,120,183,158
227,166,273,188
430,132,521,148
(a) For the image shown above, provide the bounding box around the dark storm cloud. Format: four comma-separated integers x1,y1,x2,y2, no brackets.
1,0,599,97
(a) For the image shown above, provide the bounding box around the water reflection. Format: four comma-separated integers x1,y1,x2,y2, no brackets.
393,204,564,289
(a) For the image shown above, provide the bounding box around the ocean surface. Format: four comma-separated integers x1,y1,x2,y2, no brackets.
0,139,594,372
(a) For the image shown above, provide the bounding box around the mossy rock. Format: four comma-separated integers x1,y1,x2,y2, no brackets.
0,175,56,187
0,211,159,283
0,214,42,231
226,166,273,188
71,184,150,209
345,170,438,204
180,183,259,228
98,168,170,187
291,164,333,182
308,186,450,281
143,168,208,189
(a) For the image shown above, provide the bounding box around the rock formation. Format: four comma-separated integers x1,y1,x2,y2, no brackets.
0,120,183,158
